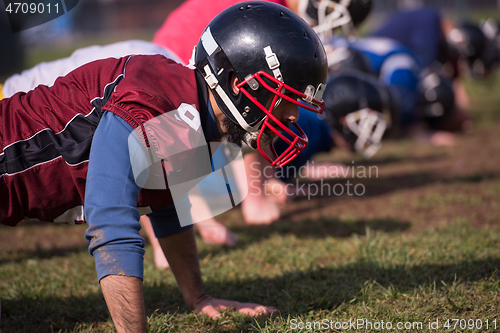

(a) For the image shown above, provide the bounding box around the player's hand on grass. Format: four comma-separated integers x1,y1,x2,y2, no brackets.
194,296,277,318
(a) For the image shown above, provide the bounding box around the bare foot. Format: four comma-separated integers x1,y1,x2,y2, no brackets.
264,178,290,206
429,131,456,146
140,215,170,269
242,194,280,225
153,247,170,269
195,219,238,247
413,129,456,147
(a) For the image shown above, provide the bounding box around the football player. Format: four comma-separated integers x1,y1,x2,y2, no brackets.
0,3,327,331
370,7,500,137
1,0,375,259
298,0,373,47
322,69,400,159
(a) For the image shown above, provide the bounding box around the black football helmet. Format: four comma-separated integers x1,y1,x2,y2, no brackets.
481,18,500,49
417,69,455,127
446,22,499,78
193,1,328,167
299,0,372,41
480,18,500,77
323,69,398,159
326,46,371,74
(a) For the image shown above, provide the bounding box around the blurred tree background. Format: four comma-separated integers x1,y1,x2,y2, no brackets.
1,0,499,84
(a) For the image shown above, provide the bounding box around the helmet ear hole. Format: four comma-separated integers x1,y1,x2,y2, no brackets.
229,71,239,95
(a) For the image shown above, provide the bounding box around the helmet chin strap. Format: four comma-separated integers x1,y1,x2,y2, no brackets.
202,64,261,133
244,130,271,149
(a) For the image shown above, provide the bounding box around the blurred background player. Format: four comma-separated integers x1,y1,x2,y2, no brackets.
370,6,500,139
1,40,181,97
297,0,373,49
322,68,400,159
328,36,429,141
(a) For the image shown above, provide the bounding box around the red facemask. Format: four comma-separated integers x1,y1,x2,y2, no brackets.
237,71,325,167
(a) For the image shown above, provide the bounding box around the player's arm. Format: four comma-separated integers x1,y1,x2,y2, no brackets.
147,192,277,316
84,111,148,332
157,228,208,310
100,276,146,333
158,228,277,317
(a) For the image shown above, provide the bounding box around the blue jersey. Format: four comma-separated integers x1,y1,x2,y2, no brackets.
274,107,333,180
332,36,422,126
371,7,444,68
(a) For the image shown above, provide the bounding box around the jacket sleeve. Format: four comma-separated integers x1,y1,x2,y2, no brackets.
84,111,145,281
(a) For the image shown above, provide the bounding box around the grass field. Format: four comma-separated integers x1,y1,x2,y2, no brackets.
2,53,500,332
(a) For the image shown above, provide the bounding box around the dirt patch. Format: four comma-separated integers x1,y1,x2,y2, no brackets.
276,126,500,232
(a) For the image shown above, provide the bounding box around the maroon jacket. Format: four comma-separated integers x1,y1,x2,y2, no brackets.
0,55,205,226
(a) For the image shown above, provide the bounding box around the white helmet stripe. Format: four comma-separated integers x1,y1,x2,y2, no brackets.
201,27,219,56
